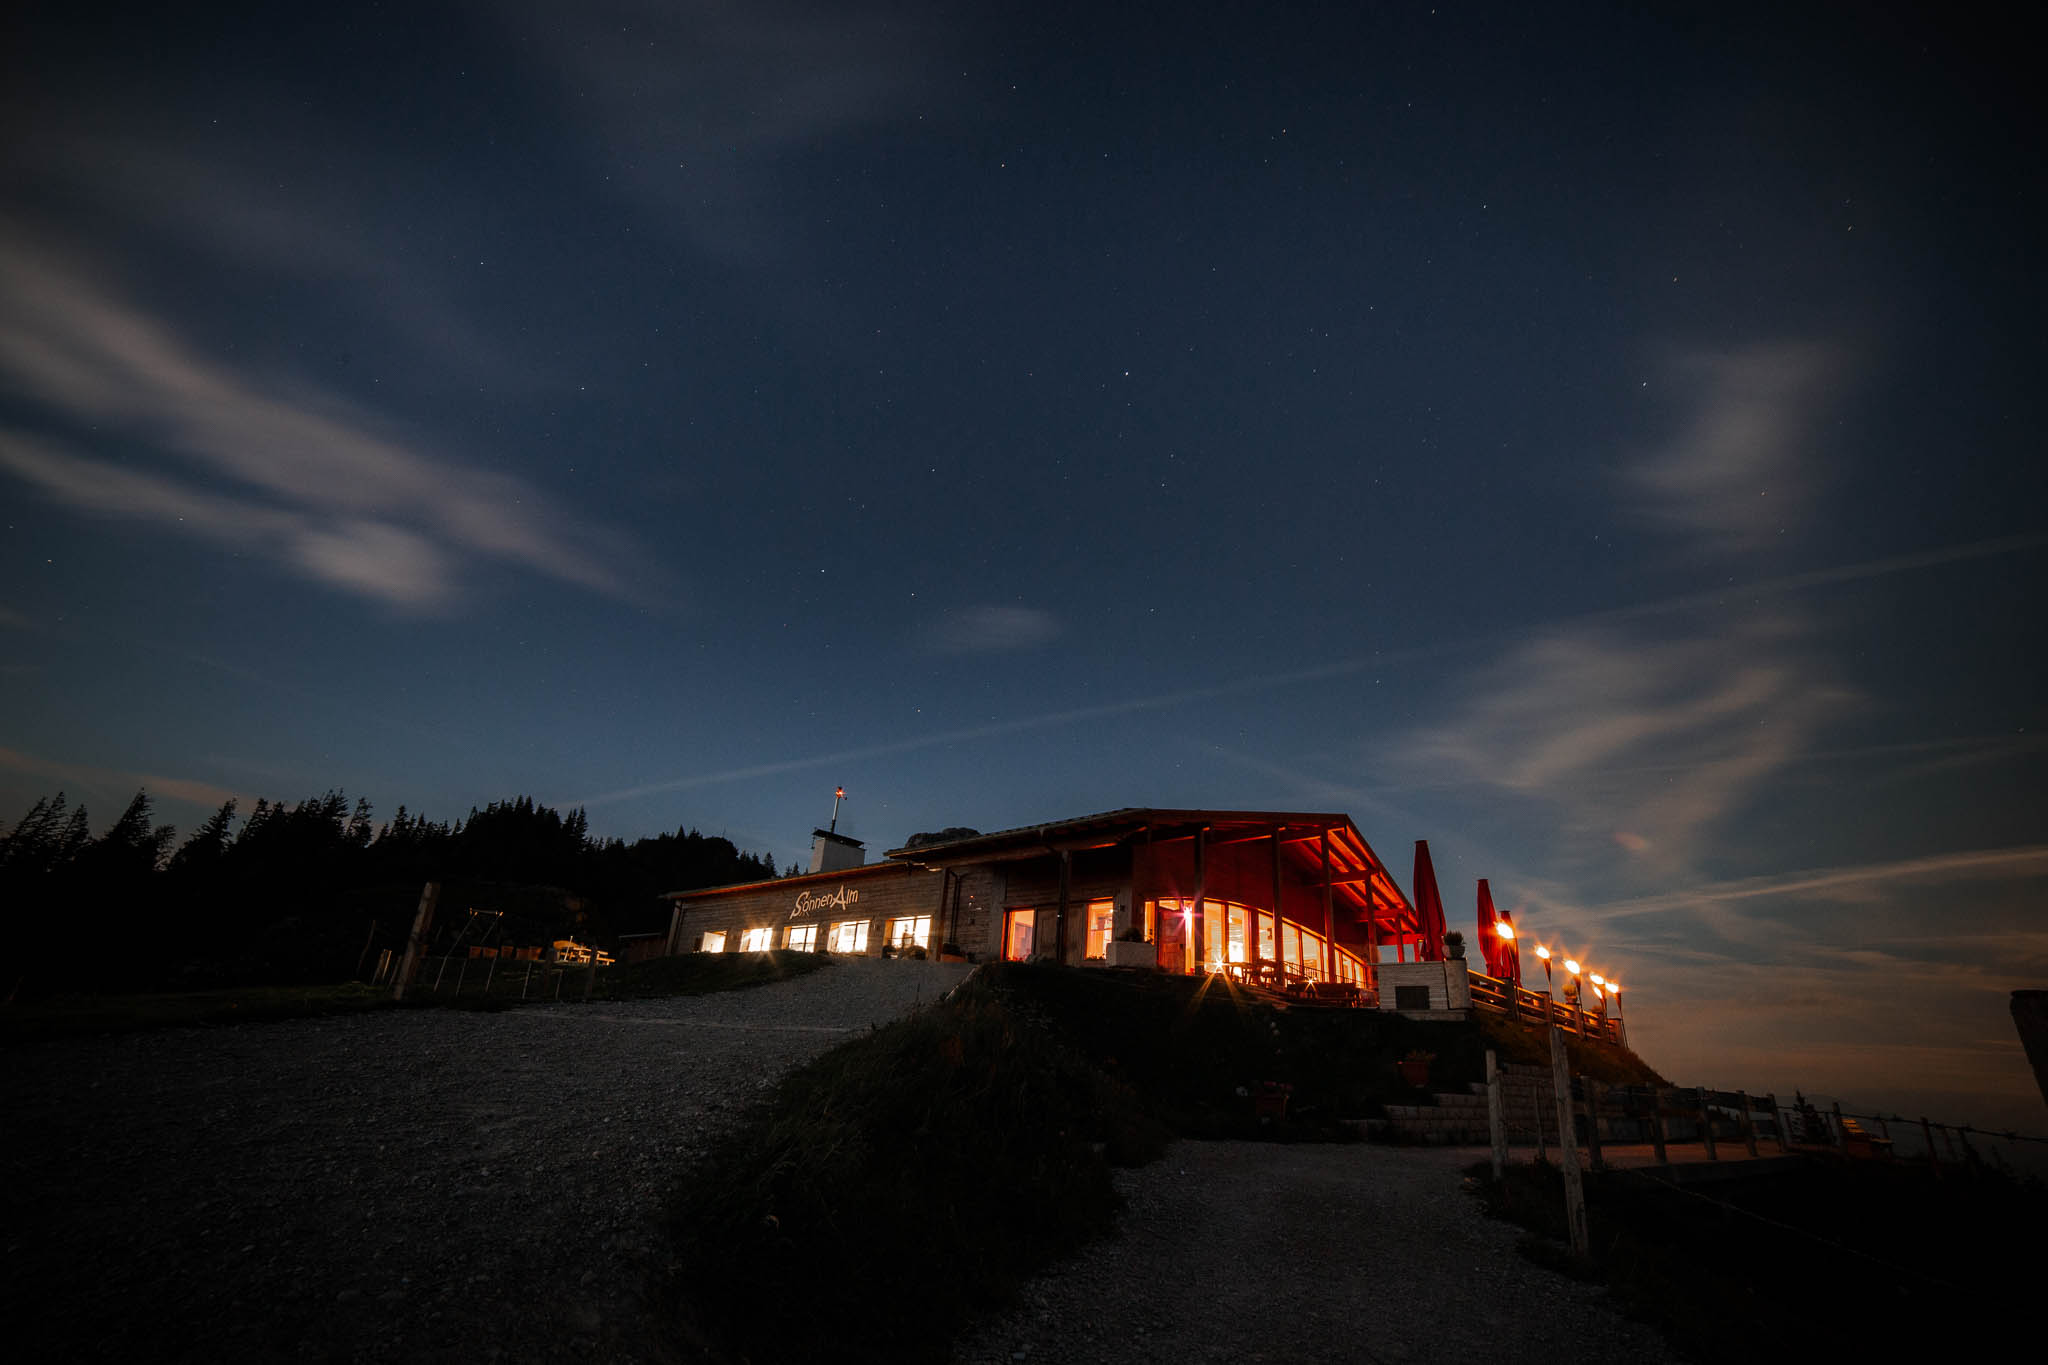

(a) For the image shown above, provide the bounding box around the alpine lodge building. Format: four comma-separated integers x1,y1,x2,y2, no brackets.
661,808,1429,997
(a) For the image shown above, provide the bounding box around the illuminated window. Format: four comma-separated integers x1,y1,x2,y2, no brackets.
738,926,773,952
786,923,818,952
700,930,726,953
1083,900,1115,959
1003,909,1037,961
827,919,870,953
886,915,931,950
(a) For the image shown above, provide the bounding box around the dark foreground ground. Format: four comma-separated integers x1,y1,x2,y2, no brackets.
1,959,968,1364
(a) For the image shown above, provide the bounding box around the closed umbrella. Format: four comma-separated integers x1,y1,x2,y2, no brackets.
1413,840,1448,961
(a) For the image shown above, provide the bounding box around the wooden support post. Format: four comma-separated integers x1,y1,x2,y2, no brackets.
1920,1117,1942,1179
1363,875,1379,998
1830,1101,1846,1150
1697,1088,1719,1160
522,960,534,999
1531,1074,1548,1163
1766,1094,1791,1153
1486,1050,1507,1183
1191,826,1207,973
1267,828,1284,984
664,902,686,957
391,881,439,1001
1054,849,1072,965
484,950,499,996
1737,1091,1760,1159
1319,829,1334,983
1583,1078,1605,1172
1548,1026,1590,1258
581,941,600,1001
1650,1086,1669,1166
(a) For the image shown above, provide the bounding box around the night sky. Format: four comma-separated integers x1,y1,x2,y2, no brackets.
4,4,2043,1126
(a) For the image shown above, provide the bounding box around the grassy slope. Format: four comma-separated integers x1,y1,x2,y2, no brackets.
662,970,1162,1365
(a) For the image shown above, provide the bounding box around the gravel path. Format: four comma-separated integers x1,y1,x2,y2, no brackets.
2,959,969,1365
952,1142,1678,1365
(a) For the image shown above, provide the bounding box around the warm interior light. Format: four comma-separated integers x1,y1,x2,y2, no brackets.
1564,959,1581,974
1534,945,1550,960
1495,920,1516,940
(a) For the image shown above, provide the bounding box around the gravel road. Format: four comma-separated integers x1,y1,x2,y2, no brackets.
953,1142,1678,1365
2,958,969,1365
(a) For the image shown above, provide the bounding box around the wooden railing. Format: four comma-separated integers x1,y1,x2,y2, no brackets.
1467,969,1622,1043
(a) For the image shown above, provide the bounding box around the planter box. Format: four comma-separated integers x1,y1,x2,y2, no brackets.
1105,940,1156,969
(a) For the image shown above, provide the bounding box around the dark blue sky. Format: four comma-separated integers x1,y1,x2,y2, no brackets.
3,2,2043,1124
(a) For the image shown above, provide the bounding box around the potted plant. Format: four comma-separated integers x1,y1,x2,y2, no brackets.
1396,1049,1435,1087
1105,925,1155,969
1442,931,1466,961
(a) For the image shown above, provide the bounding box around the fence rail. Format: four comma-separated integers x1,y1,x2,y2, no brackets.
1465,970,1623,1044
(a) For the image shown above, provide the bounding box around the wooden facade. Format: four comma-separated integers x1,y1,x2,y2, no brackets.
661,807,1418,994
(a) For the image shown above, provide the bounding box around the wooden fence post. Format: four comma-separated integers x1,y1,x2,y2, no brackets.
1737,1090,1760,1159
1920,1117,1942,1180
1486,1050,1507,1182
1697,1088,1719,1160
1766,1094,1791,1153
1531,1076,1548,1164
391,881,439,1002
1650,1087,1669,1166
1549,1027,1589,1258
1583,1078,1605,1172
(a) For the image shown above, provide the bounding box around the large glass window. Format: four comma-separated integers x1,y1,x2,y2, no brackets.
700,930,726,953
1083,900,1115,959
1147,898,1354,983
886,915,931,950
738,926,773,952
786,923,818,952
1003,909,1037,962
827,919,870,953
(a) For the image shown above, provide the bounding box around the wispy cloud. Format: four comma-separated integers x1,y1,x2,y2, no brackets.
490,0,943,264
0,745,243,820
1401,612,1850,879
925,605,1064,654
1629,340,1844,556
0,233,638,611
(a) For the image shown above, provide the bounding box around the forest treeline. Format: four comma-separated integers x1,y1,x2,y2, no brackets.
0,788,787,993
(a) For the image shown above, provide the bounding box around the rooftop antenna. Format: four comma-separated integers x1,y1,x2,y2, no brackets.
829,786,845,833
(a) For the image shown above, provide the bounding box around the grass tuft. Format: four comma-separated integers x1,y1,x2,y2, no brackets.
662,971,1163,1364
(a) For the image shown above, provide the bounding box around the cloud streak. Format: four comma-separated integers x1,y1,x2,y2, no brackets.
0,233,636,610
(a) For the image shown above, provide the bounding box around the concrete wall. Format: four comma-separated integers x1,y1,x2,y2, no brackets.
1377,960,1471,1015
668,864,946,956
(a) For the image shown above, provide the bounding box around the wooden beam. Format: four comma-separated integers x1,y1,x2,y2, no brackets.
1266,828,1284,981
1320,829,1334,984
1192,825,1208,974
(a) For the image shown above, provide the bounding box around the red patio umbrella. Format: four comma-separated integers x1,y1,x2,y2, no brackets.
1496,903,1523,985
1476,878,1515,980
1413,840,1448,961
